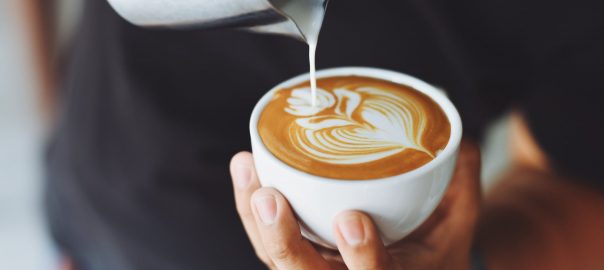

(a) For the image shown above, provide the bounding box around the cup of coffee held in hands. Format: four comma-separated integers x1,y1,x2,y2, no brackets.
249,67,462,248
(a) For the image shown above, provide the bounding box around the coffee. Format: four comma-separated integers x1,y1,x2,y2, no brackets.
258,75,451,180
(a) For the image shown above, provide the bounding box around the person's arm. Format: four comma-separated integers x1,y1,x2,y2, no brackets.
478,113,604,270
20,0,57,118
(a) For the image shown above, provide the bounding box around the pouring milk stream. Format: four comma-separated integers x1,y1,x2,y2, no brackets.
107,0,328,106
105,4,333,244
274,0,328,106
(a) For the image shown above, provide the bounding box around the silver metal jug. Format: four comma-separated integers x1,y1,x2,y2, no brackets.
107,0,329,42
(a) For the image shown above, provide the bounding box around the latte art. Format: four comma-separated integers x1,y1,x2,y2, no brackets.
259,76,451,180
288,86,434,164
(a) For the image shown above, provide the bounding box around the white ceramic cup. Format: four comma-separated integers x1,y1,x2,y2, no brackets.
249,67,462,248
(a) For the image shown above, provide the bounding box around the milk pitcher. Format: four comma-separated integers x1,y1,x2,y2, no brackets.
107,0,328,42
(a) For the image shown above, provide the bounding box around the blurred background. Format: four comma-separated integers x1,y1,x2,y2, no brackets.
0,0,81,269
0,0,510,269
0,0,51,268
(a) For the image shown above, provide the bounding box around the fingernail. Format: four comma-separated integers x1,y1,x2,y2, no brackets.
338,214,365,246
234,165,252,189
254,195,277,225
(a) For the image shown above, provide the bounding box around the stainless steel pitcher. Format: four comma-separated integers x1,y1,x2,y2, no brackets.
107,0,328,42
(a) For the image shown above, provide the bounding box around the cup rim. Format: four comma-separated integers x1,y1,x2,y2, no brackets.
250,66,463,184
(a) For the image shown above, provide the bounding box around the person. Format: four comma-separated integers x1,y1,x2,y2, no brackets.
24,0,604,269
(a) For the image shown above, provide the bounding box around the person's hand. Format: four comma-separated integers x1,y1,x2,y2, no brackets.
230,141,481,270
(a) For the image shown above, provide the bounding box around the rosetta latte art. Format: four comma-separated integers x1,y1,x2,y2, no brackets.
258,76,450,180
286,87,434,164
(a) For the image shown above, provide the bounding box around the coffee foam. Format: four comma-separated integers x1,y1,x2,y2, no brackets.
258,76,451,180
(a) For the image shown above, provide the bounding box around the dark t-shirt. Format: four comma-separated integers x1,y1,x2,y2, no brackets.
46,0,604,269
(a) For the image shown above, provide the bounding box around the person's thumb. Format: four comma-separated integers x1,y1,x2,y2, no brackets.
334,211,401,270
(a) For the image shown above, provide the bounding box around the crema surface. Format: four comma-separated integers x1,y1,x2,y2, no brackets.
259,76,451,180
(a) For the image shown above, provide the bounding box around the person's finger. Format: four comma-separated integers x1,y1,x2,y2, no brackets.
251,187,331,270
447,140,482,225
449,140,481,197
230,152,271,266
334,211,400,270
378,140,482,269
316,244,344,263
407,140,482,241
